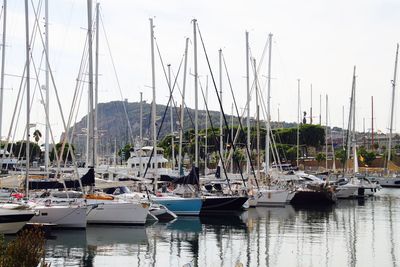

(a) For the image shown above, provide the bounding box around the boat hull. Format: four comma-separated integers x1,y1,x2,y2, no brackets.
290,190,337,205
374,178,400,188
0,210,34,234
152,197,203,216
256,190,290,206
30,205,87,229
86,201,149,225
201,196,248,213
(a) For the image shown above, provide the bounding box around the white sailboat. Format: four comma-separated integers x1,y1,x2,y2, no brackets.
0,203,34,234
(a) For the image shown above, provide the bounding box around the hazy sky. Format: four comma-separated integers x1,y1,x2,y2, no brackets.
2,0,400,143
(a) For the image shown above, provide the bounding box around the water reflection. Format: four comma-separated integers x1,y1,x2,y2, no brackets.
44,189,400,267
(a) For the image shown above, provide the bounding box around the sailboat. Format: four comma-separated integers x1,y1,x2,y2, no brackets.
370,44,400,188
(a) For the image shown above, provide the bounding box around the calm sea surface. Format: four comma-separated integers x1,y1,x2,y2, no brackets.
44,188,400,267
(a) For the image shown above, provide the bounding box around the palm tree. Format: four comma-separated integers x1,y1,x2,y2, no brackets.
33,129,42,143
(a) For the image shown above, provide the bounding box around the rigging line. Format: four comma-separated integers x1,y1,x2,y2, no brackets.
31,50,61,164
222,53,259,189
5,1,41,163
16,49,43,162
198,76,232,193
154,39,197,136
154,39,184,122
197,23,247,188
155,39,196,134
254,63,283,170
2,0,43,161
62,30,91,170
99,12,134,144
171,67,196,131
141,43,188,179
30,0,80,180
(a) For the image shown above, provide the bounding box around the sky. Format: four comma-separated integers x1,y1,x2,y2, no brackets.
1,0,400,143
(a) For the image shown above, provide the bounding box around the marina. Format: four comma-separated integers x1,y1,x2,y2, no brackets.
0,0,399,266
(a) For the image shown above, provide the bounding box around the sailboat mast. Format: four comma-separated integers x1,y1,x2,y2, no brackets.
94,2,99,167
371,96,374,148
319,94,322,125
87,0,94,167
325,94,328,169
246,31,251,177
24,0,30,197
230,103,234,173
178,38,189,175
204,81,208,175
44,0,49,172
265,33,272,173
297,79,300,167
388,43,399,164
0,0,6,141
310,84,313,124
253,58,260,179
219,49,223,164
168,64,175,169
139,92,143,176
193,19,199,168
149,18,157,183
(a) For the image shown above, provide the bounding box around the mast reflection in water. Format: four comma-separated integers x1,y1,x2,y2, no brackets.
45,189,400,267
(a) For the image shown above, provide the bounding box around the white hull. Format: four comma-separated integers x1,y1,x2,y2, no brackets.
0,204,35,234
336,186,359,199
373,177,400,188
86,200,149,225
256,189,290,206
29,205,87,229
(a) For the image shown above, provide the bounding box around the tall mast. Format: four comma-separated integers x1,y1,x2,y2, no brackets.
297,79,300,167
94,2,99,167
193,19,199,167
310,84,313,124
319,94,321,125
219,49,223,165
149,18,157,182
168,64,175,169
87,0,94,167
265,33,272,173
388,43,399,165
139,92,143,176
230,103,234,173
44,0,49,172
204,80,208,175
342,105,345,149
253,58,260,179
245,31,251,176
325,94,328,169
0,0,6,141
178,38,189,175
371,96,374,149
24,0,30,197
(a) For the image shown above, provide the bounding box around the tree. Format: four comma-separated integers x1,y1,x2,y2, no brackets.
11,141,41,162
33,129,42,143
316,153,326,166
50,142,75,162
335,149,347,166
117,143,133,161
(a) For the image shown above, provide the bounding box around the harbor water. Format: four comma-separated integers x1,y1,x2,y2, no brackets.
45,188,400,267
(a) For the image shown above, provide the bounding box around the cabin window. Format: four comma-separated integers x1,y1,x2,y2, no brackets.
158,163,162,168
131,164,134,168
